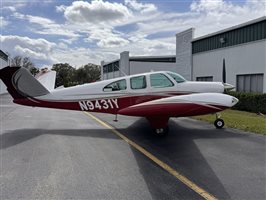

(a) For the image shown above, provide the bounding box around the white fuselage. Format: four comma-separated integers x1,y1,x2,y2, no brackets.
37,71,225,101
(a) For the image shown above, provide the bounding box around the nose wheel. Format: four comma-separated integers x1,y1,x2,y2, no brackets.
214,119,224,129
214,113,224,129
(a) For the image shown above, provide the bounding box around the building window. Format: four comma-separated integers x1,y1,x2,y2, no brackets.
108,65,113,73
130,75,146,89
237,74,263,93
103,73,107,80
113,62,119,71
103,66,108,73
150,73,174,88
196,76,213,82
102,61,120,80
103,79,127,92
114,71,120,78
108,72,113,79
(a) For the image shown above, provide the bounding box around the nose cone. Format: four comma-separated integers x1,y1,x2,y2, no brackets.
231,97,239,106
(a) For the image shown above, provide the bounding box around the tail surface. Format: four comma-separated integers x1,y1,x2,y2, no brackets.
35,69,56,91
0,66,49,100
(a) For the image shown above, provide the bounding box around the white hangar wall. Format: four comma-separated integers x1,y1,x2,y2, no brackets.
192,40,266,93
0,54,8,95
175,28,194,81
129,62,177,75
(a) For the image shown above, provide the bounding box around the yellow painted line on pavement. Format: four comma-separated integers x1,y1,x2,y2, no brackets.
84,112,217,200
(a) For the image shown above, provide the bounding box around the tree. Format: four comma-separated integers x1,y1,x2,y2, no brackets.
52,63,76,87
11,55,22,67
30,67,40,76
11,56,35,69
51,63,101,88
22,57,35,70
74,63,101,85
11,55,39,76
83,63,101,83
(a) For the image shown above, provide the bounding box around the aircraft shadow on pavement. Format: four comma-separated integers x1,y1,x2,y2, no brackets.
1,118,245,199
0,129,119,150
116,118,242,200
1,117,244,150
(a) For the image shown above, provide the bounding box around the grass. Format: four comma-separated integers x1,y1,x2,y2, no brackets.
192,109,266,135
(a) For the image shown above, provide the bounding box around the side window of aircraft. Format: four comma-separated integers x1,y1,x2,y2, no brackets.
167,72,186,83
150,73,174,88
130,75,147,89
103,79,127,92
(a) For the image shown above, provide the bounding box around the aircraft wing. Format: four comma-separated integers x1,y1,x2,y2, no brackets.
118,93,237,117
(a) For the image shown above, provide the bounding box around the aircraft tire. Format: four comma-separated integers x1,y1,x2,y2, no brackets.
214,119,224,129
153,127,169,136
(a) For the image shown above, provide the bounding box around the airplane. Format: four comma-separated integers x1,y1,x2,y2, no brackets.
0,66,238,135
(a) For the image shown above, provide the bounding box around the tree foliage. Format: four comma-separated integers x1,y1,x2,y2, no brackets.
51,63,101,88
9,54,101,87
11,55,39,76
74,63,101,85
11,56,34,69
30,67,40,76
52,63,76,88
227,91,266,114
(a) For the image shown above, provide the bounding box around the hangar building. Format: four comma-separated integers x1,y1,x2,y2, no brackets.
0,50,8,94
101,16,266,93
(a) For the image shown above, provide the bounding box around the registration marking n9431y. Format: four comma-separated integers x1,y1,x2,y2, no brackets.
79,99,119,111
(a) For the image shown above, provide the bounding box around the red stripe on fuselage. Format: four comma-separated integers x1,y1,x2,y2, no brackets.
14,92,228,118
14,93,185,114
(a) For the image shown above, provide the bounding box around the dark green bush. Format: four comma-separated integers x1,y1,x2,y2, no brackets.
227,91,266,114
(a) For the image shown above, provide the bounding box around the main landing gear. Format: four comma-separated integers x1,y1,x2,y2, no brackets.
147,117,169,136
153,127,169,136
214,113,225,129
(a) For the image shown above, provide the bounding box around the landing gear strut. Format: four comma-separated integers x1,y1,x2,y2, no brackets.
214,113,224,129
113,114,118,122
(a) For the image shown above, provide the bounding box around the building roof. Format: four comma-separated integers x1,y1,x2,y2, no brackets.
102,55,176,66
0,50,8,61
192,16,266,54
102,59,119,66
192,16,266,42
129,55,176,63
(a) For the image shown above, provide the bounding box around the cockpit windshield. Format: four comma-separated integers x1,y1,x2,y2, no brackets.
167,72,186,83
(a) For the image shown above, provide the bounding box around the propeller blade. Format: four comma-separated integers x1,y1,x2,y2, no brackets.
222,58,226,83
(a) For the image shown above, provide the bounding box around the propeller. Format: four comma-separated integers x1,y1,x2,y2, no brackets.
222,58,226,83
222,58,235,91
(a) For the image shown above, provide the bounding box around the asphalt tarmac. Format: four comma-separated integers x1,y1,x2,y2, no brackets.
1,94,265,200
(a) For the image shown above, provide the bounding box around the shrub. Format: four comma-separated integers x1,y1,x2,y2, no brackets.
227,91,266,114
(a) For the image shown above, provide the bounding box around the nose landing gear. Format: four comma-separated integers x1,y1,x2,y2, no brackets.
214,113,225,129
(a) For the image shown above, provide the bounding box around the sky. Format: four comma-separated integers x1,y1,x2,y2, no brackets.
0,0,265,68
